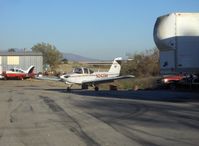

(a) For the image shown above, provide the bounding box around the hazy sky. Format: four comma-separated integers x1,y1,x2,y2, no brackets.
0,0,198,59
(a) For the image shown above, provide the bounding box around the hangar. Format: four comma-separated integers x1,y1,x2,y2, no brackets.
0,52,43,74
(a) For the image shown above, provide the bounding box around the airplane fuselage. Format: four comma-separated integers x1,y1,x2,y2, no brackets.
60,72,119,85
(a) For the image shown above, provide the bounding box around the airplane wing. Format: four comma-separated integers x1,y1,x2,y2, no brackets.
82,75,135,85
35,76,62,81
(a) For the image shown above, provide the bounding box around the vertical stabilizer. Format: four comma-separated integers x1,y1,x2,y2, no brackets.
25,65,35,74
108,57,122,76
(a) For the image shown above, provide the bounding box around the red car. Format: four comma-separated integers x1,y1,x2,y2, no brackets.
161,74,184,84
158,74,185,89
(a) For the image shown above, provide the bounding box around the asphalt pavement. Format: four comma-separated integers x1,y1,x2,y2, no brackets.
0,80,199,146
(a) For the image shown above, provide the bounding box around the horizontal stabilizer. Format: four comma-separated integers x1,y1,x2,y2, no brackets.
35,76,61,81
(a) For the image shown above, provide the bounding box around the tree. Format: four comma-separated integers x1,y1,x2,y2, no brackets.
8,48,16,52
61,58,68,64
31,42,63,70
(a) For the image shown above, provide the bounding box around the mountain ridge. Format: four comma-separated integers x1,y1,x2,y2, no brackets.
62,53,100,61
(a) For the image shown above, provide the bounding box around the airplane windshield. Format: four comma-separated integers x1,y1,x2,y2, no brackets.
73,68,83,74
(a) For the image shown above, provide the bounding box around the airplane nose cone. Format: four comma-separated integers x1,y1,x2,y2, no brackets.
60,74,70,79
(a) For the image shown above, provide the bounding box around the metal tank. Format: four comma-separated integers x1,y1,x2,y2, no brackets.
153,13,199,74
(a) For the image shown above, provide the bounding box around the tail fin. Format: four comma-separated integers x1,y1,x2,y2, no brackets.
26,65,35,74
108,57,122,75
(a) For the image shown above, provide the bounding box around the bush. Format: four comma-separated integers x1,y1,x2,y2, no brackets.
121,48,160,77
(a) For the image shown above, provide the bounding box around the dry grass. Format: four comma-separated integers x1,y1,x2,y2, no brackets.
116,76,160,90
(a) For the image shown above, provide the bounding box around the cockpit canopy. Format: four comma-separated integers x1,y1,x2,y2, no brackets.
10,68,24,73
73,67,94,74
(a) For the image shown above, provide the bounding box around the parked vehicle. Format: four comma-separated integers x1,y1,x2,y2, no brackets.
2,65,35,80
154,13,199,88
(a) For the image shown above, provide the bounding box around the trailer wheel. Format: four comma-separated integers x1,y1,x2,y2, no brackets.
169,83,176,90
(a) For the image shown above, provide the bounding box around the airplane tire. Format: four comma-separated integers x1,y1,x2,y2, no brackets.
94,86,99,91
169,83,176,90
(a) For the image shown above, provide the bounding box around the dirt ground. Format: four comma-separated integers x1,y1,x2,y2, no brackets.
0,79,199,146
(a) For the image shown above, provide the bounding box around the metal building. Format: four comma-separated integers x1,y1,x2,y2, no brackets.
0,52,43,73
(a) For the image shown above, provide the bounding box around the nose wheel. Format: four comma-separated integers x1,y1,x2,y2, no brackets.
67,87,71,92
66,84,73,92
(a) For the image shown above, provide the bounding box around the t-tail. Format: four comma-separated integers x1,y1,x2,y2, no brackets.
108,57,122,76
25,65,35,74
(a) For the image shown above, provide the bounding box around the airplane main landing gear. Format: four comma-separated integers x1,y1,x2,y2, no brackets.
94,86,99,91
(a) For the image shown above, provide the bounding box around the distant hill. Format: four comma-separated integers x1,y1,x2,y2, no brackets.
0,49,99,61
62,53,99,61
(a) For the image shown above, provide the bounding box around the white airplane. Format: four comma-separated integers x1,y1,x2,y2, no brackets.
57,57,134,91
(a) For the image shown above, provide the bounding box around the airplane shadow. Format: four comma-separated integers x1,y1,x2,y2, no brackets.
45,88,199,134
45,88,199,103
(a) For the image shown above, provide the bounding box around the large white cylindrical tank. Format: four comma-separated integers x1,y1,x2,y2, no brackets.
154,13,176,51
154,13,199,74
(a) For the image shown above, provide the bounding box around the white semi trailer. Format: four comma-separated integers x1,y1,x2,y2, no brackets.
154,13,199,87
154,12,199,74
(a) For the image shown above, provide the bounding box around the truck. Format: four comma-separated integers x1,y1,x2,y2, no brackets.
153,13,199,88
